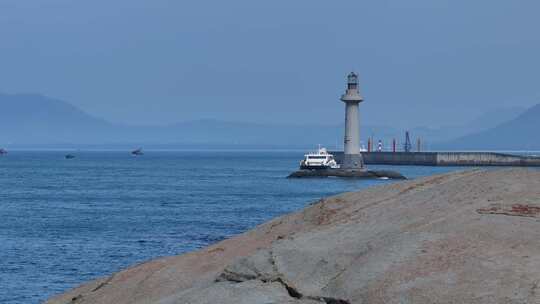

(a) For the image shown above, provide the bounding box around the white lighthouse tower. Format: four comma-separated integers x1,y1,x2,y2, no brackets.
340,72,364,169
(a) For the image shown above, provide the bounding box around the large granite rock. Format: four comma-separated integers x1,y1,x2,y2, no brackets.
47,169,540,304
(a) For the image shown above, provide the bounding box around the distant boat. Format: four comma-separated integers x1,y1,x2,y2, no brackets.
0,148,7,155
131,148,144,156
65,154,76,159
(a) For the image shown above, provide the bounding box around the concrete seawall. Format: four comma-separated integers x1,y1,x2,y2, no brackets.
332,151,540,166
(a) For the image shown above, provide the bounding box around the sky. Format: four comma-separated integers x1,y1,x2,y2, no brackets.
0,0,539,128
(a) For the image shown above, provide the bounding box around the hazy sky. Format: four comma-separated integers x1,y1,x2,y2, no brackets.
1,0,539,127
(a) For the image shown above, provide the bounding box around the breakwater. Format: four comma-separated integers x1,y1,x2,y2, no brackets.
331,151,540,166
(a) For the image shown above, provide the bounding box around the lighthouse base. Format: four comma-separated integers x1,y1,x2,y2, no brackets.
341,153,365,169
287,169,405,179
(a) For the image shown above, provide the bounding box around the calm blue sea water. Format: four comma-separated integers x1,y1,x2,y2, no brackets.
0,151,466,303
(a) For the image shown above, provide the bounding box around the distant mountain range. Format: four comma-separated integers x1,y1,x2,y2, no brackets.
438,104,540,151
0,93,115,145
0,93,344,148
0,93,537,150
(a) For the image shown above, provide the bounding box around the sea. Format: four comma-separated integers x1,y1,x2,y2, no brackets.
0,150,468,303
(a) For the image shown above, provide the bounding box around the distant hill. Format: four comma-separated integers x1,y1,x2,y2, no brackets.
0,93,120,144
406,106,525,147
464,107,526,132
439,104,540,150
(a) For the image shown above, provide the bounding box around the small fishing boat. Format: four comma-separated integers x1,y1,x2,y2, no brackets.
299,146,340,170
131,148,144,156
65,154,76,159
0,148,7,155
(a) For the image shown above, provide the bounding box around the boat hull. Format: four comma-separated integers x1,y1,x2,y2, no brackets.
300,164,332,170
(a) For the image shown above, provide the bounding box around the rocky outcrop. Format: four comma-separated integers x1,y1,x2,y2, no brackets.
47,169,540,304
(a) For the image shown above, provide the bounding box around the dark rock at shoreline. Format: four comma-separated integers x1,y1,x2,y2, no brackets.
287,169,406,179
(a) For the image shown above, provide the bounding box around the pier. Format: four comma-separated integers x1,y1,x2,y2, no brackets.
332,151,540,167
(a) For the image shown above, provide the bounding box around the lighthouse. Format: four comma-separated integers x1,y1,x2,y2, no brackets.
340,72,364,169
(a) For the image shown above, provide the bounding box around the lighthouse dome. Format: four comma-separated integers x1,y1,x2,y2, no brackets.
347,72,358,84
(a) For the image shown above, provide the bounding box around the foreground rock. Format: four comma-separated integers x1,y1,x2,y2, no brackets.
47,169,540,304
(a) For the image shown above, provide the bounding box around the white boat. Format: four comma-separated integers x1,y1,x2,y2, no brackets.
300,146,340,170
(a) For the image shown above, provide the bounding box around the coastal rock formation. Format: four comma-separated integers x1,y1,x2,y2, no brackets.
47,169,540,304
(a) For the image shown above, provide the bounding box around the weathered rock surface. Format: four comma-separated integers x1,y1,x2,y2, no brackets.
47,169,540,304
